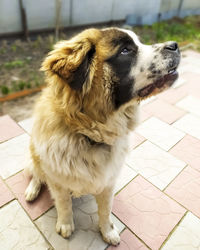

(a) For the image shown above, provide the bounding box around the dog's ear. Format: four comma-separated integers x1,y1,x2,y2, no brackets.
41,29,100,90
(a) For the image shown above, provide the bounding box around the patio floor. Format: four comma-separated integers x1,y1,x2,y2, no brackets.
0,50,200,250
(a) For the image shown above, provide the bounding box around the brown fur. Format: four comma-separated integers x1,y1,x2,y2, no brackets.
25,27,179,245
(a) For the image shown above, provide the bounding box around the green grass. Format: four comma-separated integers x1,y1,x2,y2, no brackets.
134,16,200,51
10,80,35,92
1,85,10,95
0,48,6,54
0,80,37,95
11,45,17,52
3,60,25,69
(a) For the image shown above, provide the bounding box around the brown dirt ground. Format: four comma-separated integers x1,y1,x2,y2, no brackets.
0,92,41,122
0,31,83,122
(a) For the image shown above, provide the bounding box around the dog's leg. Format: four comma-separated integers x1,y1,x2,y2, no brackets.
24,147,42,201
25,141,44,201
95,187,120,246
25,176,42,201
47,183,74,238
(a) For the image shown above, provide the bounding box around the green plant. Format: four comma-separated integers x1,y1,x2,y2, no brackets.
18,81,26,90
46,35,55,51
11,45,17,52
0,48,6,54
133,15,200,48
4,60,25,69
30,75,42,87
1,85,10,95
26,82,32,88
11,82,17,92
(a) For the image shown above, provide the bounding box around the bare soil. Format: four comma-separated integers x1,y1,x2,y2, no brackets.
0,92,40,122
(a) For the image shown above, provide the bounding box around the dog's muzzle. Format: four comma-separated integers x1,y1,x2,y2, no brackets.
138,42,180,98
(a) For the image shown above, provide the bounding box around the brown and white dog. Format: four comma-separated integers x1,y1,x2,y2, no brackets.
25,27,180,245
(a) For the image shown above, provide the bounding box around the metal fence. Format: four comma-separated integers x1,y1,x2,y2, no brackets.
0,0,200,36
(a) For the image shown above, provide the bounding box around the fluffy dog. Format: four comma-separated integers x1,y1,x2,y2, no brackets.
25,27,180,245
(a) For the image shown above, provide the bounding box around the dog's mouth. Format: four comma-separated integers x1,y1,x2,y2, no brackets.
138,67,178,98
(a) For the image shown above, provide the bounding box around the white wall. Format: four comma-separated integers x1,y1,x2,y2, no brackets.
72,0,113,25
0,0,21,33
0,0,200,35
181,0,200,17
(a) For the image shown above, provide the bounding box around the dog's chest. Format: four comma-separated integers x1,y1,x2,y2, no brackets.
38,134,129,196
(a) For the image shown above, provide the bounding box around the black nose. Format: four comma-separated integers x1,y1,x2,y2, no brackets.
164,42,178,52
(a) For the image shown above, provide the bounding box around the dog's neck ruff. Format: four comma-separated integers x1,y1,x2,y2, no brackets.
84,135,106,146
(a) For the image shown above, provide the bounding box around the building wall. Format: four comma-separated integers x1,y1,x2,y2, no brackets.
0,0,200,35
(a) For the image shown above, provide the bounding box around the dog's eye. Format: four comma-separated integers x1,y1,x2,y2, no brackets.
120,48,132,55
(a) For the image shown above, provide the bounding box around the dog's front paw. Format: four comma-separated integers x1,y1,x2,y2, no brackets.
56,220,75,238
101,224,120,246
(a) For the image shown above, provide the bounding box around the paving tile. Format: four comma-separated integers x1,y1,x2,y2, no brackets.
18,117,34,134
128,132,146,151
142,99,185,124
158,72,200,104
0,115,24,143
177,57,189,70
6,171,53,220
36,196,125,250
165,166,200,218
179,64,200,74
112,175,186,250
158,86,187,105
108,229,148,250
0,177,14,207
162,212,200,250
173,114,200,140
136,117,185,151
0,200,49,249
172,77,187,88
178,73,200,99
176,95,200,117
114,164,137,194
179,72,200,85
139,108,152,122
170,135,200,171
75,194,98,214
182,82,200,99
0,133,30,179
182,50,200,60
126,141,186,190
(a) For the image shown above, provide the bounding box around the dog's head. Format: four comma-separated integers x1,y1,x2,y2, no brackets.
41,28,180,114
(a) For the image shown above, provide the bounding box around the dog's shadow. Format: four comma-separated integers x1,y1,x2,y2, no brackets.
35,194,109,249
21,170,109,248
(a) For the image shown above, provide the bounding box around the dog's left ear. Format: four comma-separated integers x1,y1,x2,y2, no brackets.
41,29,100,90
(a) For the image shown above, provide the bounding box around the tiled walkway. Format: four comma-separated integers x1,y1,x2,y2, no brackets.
0,50,200,250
